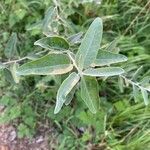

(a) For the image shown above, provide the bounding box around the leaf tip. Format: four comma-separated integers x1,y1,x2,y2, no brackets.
54,107,60,114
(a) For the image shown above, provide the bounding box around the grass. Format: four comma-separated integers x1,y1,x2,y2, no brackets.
0,0,150,149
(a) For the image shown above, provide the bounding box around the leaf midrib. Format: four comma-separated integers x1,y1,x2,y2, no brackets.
82,28,97,68
82,77,96,112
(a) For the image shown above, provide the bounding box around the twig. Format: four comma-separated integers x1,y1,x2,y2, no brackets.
2,49,48,65
67,51,82,76
120,75,150,92
3,57,28,65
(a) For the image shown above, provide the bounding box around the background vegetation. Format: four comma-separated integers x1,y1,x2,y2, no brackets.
0,0,150,149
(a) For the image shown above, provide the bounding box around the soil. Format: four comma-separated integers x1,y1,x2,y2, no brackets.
0,106,54,150
0,124,51,150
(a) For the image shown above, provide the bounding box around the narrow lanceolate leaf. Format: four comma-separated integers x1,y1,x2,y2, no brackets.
4,33,17,58
118,76,124,93
68,32,83,44
141,88,149,105
80,76,99,114
92,50,127,66
16,54,73,76
34,36,69,51
105,39,118,52
54,72,80,114
42,6,57,35
10,63,20,83
75,17,103,70
133,85,140,103
0,62,6,69
131,66,143,81
83,67,124,77
65,86,77,106
3,68,15,84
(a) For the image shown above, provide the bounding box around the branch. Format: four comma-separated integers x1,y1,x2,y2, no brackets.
120,75,150,92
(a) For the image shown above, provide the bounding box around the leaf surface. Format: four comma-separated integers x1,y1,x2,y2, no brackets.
4,33,17,58
141,88,149,105
10,63,20,83
54,72,80,114
34,36,69,51
17,54,73,75
42,7,57,35
93,50,127,66
75,17,103,70
65,86,77,106
80,76,99,113
83,67,124,77
0,62,6,69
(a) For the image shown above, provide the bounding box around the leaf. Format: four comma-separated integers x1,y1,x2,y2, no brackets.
118,76,124,93
4,32,17,58
0,62,6,69
75,17,103,70
16,54,73,75
131,66,143,81
34,36,69,51
92,50,127,66
3,68,16,84
140,76,150,90
42,6,58,35
105,39,118,53
80,76,99,114
68,32,83,44
10,63,20,83
83,67,124,77
26,21,42,31
65,86,77,105
141,88,149,105
133,85,140,103
54,72,80,114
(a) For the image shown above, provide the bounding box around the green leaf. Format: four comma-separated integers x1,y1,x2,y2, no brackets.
10,63,20,83
54,72,80,114
131,66,143,81
83,67,124,77
0,62,6,69
80,76,99,114
141,88,149,105
3,68,16,84
68,32,83,44
92,50,127,66
105,39,118,53
75,17,103,70
34,36,69,51
133,85,140,103
65,86,77,105
17,54,73,75
42,6,57,35
26,21,42,31
4,32,17,58
118,76,124,93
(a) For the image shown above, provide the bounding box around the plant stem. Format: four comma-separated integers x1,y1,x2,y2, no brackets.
67,51,83,76
120,75,150,92
2,49,48,65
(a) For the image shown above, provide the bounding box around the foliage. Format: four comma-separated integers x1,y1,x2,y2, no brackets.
0,0,150,149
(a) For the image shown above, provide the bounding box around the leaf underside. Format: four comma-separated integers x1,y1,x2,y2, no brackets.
83,67,124,77
42,6,57,35
54,72,80,114
80,76,99,114
34,36,69,51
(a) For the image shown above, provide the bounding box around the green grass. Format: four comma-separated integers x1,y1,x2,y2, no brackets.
0,0,150,149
